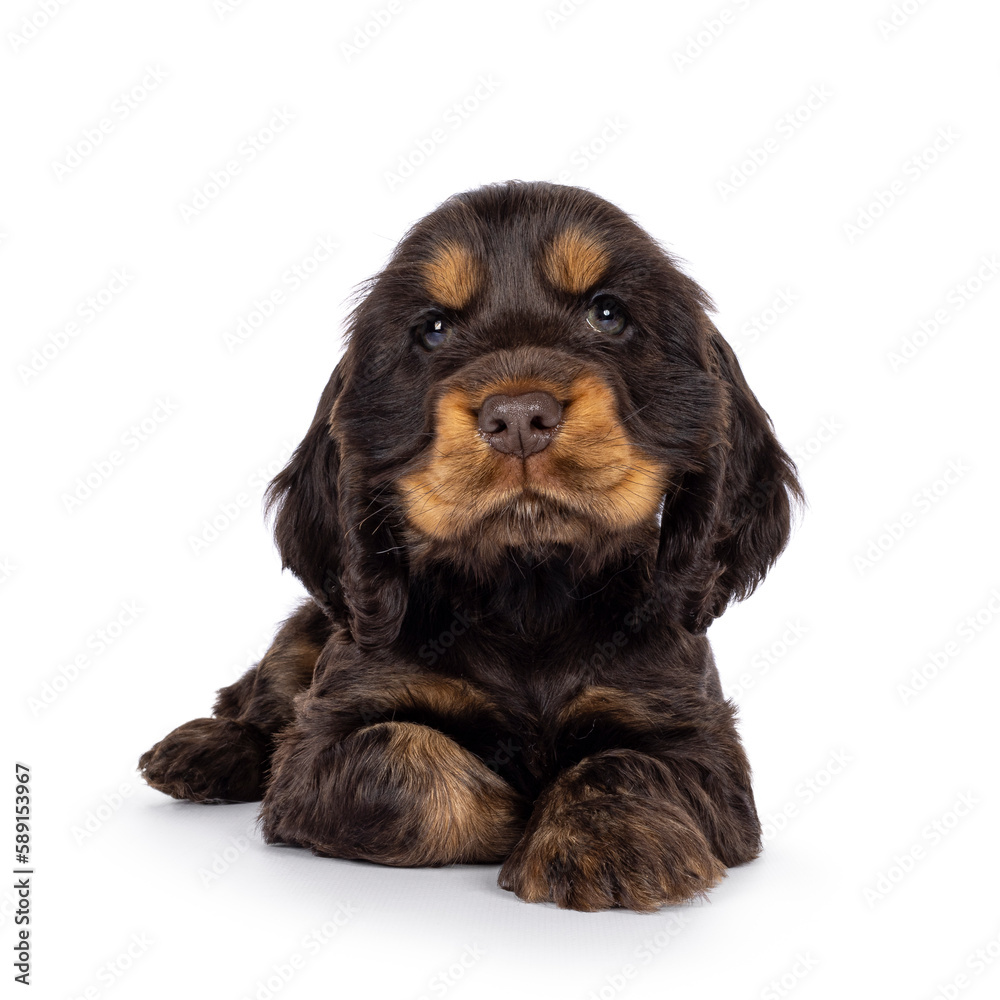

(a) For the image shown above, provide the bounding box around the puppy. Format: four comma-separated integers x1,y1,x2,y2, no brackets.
139,181,801,911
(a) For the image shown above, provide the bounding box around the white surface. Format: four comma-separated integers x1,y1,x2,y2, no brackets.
4,1,1000,997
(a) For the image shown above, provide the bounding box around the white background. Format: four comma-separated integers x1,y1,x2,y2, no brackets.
4,0,1000,997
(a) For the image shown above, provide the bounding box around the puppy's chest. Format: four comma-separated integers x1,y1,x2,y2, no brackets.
413,625,657,795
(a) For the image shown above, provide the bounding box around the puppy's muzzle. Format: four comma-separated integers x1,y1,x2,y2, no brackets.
478,391,562,458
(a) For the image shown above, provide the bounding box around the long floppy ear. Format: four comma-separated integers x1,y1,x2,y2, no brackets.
265,365,346,620
657,324,802,633
331,423,409,652
265,359,409,649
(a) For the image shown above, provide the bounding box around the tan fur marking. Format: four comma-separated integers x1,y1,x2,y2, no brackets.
391,722,522,862
423,241,482,309
256,632,325,701
397,372,665,543
557,686,660,732
543,227,609,294
345,674,501,723
348,722,524,865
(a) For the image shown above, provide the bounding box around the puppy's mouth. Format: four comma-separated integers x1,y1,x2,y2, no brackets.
397,370,666,547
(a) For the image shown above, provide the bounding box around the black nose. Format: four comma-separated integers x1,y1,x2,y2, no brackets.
478,391,562,457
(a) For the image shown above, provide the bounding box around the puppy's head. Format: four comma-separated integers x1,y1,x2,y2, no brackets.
268,182,801,646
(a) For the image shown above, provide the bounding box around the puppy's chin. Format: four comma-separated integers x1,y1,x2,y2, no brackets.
479,489,606,547
400,484,662,576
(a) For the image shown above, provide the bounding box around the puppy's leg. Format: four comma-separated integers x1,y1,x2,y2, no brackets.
138,601,330,803
498,690,760,911
261,718,527,865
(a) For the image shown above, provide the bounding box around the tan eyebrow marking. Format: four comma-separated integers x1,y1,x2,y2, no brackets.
423,241,482,309
542,226,609,294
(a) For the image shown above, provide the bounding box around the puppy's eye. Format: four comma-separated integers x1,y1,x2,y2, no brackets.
586,295,628,336
415,314,453,350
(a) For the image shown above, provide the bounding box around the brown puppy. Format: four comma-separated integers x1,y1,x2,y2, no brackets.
139,181,801,912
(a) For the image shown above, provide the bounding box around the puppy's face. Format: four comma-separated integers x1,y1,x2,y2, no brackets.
338,184,720,570
270,182,799,645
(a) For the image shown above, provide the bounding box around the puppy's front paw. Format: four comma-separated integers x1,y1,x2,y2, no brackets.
138,717,269,803
498,793,725,912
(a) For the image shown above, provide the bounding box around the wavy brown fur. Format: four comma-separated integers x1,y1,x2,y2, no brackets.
139,182,801,911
